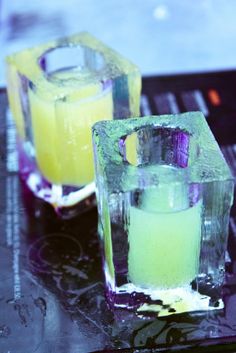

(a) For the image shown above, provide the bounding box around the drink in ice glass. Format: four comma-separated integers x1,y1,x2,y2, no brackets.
6,32,141,217
92,112,234,314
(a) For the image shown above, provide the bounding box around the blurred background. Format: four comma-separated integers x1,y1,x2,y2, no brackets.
1,0,236,85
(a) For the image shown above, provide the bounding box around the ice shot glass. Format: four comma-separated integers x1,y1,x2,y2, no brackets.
92,112,234,315
6,32,141,218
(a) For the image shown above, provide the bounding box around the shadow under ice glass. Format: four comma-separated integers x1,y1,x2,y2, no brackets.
92,112,234,315
6,32,141,217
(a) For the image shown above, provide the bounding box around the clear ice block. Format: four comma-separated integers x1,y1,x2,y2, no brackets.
92,112,234,314
6,32,141,217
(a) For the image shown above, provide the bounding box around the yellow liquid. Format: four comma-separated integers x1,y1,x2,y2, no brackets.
29,82,113,186
128,200,202,288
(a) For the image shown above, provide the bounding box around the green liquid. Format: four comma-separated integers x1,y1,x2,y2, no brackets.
128,200,202,289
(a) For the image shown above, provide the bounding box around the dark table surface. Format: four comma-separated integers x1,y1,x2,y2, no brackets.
1,71,236,353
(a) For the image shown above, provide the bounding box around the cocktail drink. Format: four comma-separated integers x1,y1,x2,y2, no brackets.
6,32,141,217
92,112,234,314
